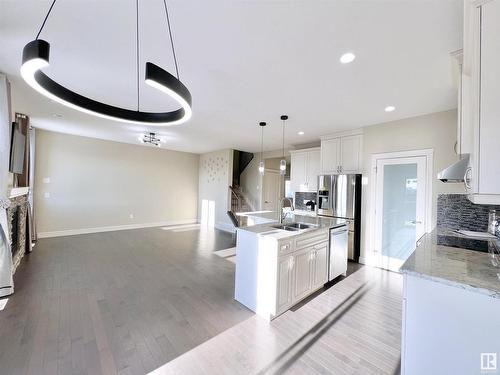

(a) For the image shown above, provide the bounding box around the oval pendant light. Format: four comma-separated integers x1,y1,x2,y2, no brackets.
21,0,192,126
280,115,288,175
258,121,266,176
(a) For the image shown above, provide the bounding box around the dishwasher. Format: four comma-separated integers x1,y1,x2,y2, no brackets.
329,224,349,281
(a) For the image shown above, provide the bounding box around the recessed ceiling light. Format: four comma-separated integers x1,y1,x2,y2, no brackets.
385,106,396,112
298,131,305,135
340,52,356,64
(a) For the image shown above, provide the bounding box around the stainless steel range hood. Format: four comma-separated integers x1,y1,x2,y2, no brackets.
437,154,470,182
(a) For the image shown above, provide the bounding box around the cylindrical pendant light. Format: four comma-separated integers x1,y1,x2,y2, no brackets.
258,122,266,176
280,115,288,175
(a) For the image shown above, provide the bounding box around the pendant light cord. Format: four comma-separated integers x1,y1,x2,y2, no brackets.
282,119,285,158
35,0,58,39
162,0,180,79
261,125,264,162
136,0,140,111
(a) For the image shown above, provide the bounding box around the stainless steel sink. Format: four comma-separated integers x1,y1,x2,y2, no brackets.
270,222,318,231
271,224,300,231
286,222,316,229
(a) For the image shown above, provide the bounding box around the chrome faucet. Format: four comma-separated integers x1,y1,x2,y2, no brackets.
279,197,295,223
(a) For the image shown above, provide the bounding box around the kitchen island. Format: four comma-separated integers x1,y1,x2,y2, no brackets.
399,230,500,375
235,212,346,320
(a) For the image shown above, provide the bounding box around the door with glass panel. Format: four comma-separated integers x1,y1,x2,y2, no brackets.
374,156,427,271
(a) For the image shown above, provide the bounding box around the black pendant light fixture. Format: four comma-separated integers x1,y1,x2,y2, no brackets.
258,122,266,176
21,0,192,126
279,115,288,175
139,132,162,147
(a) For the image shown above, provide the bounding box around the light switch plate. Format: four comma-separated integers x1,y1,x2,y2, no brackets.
44,192,50,198
43,177,50,184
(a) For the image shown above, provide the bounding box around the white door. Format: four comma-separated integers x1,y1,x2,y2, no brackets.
276,256,293,313
306,150,321,191
479,0,500,194
293,248,313,301
374,156,427,271
262,170,281,211
290,152,307,193
321,138,340,174
312,242,328,289
340,135,362,173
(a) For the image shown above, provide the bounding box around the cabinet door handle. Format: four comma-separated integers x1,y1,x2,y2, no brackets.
464,167,472,190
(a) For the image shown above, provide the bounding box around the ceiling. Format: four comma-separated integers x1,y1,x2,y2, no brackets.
0,0,462,154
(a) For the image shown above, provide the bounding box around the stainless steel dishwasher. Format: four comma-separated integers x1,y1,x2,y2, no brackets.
329,224,348,281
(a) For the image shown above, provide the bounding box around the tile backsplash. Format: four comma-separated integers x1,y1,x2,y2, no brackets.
437,194,500,231
294,192,317,210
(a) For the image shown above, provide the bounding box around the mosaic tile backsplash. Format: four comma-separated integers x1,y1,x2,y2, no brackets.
437,194,500,231
294,192,317,210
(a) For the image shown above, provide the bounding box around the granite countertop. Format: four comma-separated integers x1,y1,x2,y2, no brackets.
237,212,346,240
400,229,500,299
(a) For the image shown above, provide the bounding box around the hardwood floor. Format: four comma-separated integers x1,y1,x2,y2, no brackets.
0,225,252,375
152,265,403,375
0,225,403,375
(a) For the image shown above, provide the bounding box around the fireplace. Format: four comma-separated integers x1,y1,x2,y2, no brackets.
10,206,19,259
6,191,29,274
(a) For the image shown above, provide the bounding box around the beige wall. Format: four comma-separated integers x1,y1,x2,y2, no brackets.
35,130,199,235
198,149,233,231
360,109,464,260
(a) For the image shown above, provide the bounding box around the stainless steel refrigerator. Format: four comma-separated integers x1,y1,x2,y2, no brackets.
317,174,361,262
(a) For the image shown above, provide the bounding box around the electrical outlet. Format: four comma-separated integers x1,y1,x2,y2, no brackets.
43,177,50,184
44,192,50,198
129,214,134,219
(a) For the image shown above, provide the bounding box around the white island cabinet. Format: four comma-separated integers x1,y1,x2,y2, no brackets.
400,231,500,375
235,227,330,320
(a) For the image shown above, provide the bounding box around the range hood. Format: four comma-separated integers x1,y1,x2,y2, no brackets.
437,154,470,182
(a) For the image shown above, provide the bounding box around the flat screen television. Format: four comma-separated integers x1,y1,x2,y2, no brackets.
9,122,26,175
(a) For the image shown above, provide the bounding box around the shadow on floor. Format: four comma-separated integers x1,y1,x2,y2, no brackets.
256,281,371,375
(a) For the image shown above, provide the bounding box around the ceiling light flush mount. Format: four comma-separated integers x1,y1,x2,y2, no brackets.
385,105,396,112
258,121,266,176
21,0,192,126
340,52,356,64
139,132,162,146
279,115,288,176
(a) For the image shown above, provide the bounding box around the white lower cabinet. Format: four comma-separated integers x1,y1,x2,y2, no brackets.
235,228,331,320
276,256,294,313
311,241,328,289
292,248,314,301
276,234,329,317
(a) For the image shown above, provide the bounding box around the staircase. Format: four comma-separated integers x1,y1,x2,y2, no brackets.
227,185,252,227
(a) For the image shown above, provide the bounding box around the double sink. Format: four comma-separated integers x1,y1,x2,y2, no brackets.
271,222,318,232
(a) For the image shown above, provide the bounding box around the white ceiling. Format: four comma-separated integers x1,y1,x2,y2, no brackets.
0,0,462,154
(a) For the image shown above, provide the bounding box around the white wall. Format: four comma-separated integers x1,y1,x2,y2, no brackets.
0,75,11,237
35,130,199,236
198,149,233,232
360,109,464,261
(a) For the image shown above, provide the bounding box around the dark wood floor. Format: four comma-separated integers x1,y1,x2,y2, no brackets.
0,225,252,375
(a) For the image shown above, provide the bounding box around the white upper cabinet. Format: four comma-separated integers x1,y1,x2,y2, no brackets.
320,131,363,174
306,149,321,191
340,135,362,173
463,0,500,204
290,147,320,193
320,138,340,174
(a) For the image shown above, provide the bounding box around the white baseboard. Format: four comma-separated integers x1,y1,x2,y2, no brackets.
37,219,198,238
